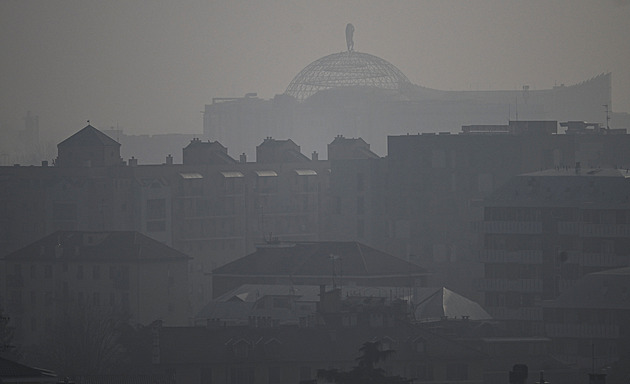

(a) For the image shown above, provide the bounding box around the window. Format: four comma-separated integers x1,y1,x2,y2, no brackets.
77,265,84,279
414,338,426,353
201,367,212,384
356,173,364,192
53,202,77,221
268,367,281,384
299,367,311,381
446,363,468,380
44,265,52,278
121,292,130,311
146,199,166,220
30,265,36,279
93,292,100,306
93,265,100,280
414,364,433,381
230,367,255,384
147,220,166,232
233,341,249,358
357,219,364,238
357,196,364,214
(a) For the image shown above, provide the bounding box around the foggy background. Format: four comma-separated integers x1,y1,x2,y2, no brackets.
2,0,629,144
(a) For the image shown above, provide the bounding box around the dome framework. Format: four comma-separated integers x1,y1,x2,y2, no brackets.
285,51,412,101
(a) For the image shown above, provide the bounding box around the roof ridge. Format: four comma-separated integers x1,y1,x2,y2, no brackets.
356,242,368,272
415,287,442,307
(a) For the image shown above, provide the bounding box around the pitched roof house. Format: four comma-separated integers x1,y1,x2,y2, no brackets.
211,241,428,298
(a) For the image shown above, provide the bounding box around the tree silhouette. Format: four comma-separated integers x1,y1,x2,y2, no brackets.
0,305,19,360
30,304,128,377
318,341,411,384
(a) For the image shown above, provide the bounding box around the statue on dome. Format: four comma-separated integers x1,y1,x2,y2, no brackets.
346,23,354,51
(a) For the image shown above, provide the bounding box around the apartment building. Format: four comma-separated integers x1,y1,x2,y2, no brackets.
477,168,630,335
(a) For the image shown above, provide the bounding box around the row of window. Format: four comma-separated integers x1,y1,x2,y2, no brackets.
13,263,130,282
11,289,130,310
485,207,630,225
221,363,467,384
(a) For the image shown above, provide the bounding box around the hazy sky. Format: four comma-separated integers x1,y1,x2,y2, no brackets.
2,0,629,141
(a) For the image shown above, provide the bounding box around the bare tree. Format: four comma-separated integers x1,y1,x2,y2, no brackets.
33,304,128,377
0,305,19,360
318,341,411,384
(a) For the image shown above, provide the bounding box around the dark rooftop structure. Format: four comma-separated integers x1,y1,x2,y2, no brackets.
3,230,189,262
0,356,57,383
485,168,630,208
328,135,380,160
212,241,428,298
549,267,630,310
256,137,311,163
183,138,237,165
55,124,122,167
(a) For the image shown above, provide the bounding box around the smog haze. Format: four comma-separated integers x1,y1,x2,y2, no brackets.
2,0,630,141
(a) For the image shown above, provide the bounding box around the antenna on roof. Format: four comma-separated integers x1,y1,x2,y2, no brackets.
330,254,340,289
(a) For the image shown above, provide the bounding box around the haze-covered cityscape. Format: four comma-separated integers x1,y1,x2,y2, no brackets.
2,1,630,384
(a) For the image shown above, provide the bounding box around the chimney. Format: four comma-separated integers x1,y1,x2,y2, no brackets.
509,365,528,384
589,374,606,384
129,157,138,167
240,153,247,163
41,160,48,167
166,154,173,165
312,151,319,161
575,161,581,174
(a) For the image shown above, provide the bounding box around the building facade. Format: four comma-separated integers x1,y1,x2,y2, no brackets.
2,230,190,346
477,169,630,336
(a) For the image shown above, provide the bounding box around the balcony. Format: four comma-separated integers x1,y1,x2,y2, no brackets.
477,221,542,234
545,323,619,339
558,222,630,237
6,274,23,288
475,278,542,293
487,306,543,321
578,253,630,268
479,250,543,264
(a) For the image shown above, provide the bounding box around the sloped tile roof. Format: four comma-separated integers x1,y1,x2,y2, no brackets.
486,168,630,207
0,356,57,381
413,287,492,321
547,267,630,309
58,125,120,147
3,231,189,262
212,241,426,277
157,323,486,366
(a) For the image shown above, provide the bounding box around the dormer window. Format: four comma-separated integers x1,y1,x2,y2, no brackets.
233,340,250,358
414,337,426,353
265,338,282,356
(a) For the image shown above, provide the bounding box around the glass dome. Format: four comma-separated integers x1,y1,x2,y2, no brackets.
285,51,411,101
